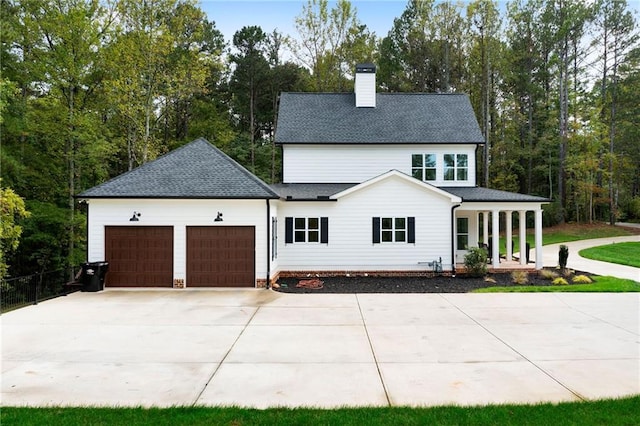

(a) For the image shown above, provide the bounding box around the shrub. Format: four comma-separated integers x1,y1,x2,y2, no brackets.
559,245,569,270
464,247,488,277
539,269,559,280
511,271,529,285
552,277,569,285
572,275,593,284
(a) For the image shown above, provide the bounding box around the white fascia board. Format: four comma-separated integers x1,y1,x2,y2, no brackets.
332,169,462,203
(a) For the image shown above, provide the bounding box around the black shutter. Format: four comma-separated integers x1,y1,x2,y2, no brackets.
408,217,415,243
372,217,380,244
285,217,293,244
320,217,329,243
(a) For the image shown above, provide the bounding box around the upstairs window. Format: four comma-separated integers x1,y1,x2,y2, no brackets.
372,217,415,244
412,154,436,181
444,154,468,181
285,217,328,244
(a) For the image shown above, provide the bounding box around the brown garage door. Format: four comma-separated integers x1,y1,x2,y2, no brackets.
187,226,255,287
105,226,173,287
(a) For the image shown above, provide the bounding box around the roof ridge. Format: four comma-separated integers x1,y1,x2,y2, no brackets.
200,139,279,198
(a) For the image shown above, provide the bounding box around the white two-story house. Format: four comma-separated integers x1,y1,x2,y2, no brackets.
79,64,548,288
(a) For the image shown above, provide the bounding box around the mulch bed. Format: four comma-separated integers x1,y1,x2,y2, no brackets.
273,270,594,294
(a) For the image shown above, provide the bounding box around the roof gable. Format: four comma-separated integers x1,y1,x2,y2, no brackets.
275,92,484,145
79,138,278,199
332,170,462,202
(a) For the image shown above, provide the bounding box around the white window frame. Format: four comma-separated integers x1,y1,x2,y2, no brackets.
411,153,437,181
294,217,320,243
444,153,468,181
381,217,407,243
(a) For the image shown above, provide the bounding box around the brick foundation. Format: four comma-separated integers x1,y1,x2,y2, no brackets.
274,270,452,280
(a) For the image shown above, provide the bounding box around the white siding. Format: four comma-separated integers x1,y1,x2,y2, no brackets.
86,198,269,286
275,174,455,273
282,144,477,186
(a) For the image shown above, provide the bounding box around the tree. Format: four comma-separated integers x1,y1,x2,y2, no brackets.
468,0,501,187
0,183,30,278
293,0,371,91
14,0,117,277
592,0,638,224
229,26,270,173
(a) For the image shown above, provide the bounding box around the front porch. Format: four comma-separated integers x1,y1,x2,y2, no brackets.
454,205,546,271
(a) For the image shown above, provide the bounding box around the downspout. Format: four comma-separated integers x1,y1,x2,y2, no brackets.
266,199,271,289
451,204,461,277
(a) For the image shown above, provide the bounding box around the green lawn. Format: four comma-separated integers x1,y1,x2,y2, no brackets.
579,242,640,268
503,223,636,252
474,276,640,293
2,396,639,426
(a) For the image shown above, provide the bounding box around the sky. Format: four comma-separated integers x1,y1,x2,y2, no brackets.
199,0,411,44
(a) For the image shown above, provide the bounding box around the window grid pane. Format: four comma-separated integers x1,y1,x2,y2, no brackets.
292,217,323,243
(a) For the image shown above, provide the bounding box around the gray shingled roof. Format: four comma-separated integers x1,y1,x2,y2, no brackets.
444,187,550,202
275,93,485,144
270,183,357,200
270,182,548,203
79,138,278,199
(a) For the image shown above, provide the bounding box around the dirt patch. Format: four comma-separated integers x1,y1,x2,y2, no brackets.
273,270,594,294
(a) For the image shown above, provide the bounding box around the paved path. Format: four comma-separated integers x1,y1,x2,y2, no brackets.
2,290,638,408
539,236,640,282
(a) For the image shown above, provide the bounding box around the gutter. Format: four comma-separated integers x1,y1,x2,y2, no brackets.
266,199,271,289
451,204,461,277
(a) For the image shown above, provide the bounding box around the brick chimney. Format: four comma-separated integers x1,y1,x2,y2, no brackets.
355,63,376,108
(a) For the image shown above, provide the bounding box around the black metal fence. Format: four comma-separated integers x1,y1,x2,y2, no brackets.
1,269,76,313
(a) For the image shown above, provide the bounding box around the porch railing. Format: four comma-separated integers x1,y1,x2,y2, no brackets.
1,269,76,314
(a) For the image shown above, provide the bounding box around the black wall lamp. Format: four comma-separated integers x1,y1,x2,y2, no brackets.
129,211,141,221
214,212,223,222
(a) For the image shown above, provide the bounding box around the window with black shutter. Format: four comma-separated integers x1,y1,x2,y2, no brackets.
373,216,415,243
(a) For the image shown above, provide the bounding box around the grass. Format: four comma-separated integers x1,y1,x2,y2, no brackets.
579,242,640,268
507,222,638,251
2,396,640,426
473,275,640,293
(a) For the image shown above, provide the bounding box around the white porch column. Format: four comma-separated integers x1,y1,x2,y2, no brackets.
492,210,500,268
482,211,489,245
505,211,513,262
519,210,527,265
535,209,543,269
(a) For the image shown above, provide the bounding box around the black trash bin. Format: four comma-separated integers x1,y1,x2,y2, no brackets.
81,262,109,292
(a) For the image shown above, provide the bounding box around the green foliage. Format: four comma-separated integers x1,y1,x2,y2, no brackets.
511,271,529,285
464,247,488,277
3,396,640,426
8,201,84,277
0,184,30,278
552,277,569,286
475,275,639,292
572,275,593,284
538,269,559,280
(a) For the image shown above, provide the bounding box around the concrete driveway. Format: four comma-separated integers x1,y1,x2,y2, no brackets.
2,290,638,408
